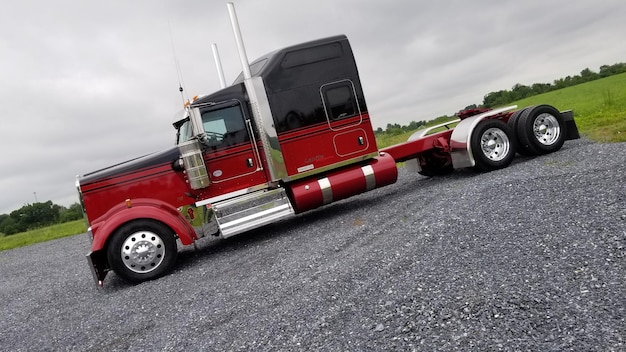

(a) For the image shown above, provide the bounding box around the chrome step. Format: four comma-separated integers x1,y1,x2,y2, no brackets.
212,188,295,238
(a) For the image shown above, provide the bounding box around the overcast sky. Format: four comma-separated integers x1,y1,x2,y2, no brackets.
0,0,624,215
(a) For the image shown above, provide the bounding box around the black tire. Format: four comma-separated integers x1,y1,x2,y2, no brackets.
107,220,178,283
418,153,454,177
418,164,454,177
471,119,516,171
507,107,537,156
516,105,566,155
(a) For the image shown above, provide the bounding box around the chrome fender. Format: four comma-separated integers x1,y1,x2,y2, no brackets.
450,106,517,169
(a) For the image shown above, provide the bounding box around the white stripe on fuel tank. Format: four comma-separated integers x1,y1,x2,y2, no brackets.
318,178,333,205
361,165,375,191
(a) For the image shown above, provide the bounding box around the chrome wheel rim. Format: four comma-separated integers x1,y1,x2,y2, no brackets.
480,127,510,161
533,113,561,146
121,231,165,274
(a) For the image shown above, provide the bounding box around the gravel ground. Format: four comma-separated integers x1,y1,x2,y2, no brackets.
0,138,624,351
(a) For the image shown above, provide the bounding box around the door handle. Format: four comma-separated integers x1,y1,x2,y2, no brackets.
246,158,254,167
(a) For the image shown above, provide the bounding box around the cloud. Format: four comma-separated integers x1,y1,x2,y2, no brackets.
0,0,625,214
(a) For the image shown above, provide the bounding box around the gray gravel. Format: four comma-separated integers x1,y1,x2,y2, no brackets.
1,138,624,351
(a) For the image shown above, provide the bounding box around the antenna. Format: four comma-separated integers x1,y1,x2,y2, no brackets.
212,43,227,89
168,21,190,106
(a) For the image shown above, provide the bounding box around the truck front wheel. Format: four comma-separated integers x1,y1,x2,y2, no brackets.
107,220,178,283
471,119,516,171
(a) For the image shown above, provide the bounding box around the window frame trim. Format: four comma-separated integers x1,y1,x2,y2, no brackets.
319,79,362,131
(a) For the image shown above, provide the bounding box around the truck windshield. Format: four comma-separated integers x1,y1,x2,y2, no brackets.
200,104,249,148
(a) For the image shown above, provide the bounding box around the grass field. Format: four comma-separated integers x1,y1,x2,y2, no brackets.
0,220,86,251
1,74,624,252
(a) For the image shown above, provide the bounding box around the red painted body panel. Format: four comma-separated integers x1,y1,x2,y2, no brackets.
202,142,268,195
381,130,454,163
278,114,379,176
80,159,195,226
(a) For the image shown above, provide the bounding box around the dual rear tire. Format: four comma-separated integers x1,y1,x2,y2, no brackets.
471,104,566,171
507,105,566,156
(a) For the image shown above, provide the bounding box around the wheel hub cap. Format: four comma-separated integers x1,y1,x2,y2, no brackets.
533,113,560,146
121,231,166,273
480,127,510,161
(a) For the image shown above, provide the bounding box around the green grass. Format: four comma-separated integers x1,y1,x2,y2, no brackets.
0,220,87,251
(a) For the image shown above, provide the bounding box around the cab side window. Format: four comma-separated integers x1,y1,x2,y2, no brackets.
321,81,359,121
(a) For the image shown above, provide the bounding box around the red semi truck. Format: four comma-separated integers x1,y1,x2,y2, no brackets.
77,4,579,286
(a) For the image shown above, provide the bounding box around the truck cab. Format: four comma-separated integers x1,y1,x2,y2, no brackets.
79,35,397,286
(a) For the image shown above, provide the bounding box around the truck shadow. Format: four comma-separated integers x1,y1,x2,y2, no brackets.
174,195,382,269
174,152,547,271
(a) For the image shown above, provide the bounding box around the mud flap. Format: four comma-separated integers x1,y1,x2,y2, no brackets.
86,250,108,287
560,110,580,140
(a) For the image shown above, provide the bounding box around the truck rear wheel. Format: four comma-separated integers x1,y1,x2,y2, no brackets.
471,119,516,171
107,220,178,283
507,107,536,156
516,105,566,155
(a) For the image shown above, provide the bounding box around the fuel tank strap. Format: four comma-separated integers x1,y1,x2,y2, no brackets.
318,178,333,205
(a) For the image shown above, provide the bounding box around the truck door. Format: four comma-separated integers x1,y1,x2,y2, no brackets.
199,100,268,197
320,80,371,157
274,78,379,177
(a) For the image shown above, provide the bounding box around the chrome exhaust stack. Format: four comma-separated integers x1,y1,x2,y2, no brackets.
211,43,227,89
226,2,287,182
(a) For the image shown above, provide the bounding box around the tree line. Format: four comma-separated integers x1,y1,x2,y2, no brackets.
375,62,626,135
483,63,626,108
0,201,83,236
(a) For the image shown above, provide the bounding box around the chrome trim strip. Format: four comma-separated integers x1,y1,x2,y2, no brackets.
362,165,376,191
246,77,288,182
220,203,294,238
195,183,269,206
189,107,206,141
320,79,363,132
332,128,370,157
318,178,333,205
297,164,315,173
411,119,461,140
245,118,264,172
